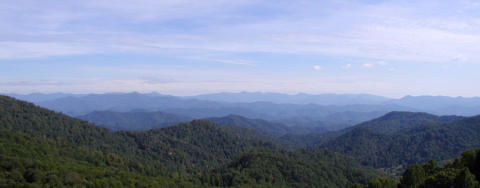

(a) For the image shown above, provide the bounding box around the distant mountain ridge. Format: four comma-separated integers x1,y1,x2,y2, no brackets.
36,92,224,116
7,92,480,117
188,92,391,105
14,93,408,132
3,92,87,103
78,112,332,137
387,95,480,116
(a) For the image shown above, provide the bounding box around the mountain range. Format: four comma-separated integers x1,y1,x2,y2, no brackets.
7,92,480,117
0,95,381,187
1,94,480,187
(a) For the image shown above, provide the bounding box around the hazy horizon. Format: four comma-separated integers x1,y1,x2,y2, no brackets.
4,91,480,99
2,1,479,97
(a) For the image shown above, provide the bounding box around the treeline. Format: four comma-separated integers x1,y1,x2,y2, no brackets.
201,148,379,188
356,148,480,188
0,130,200,187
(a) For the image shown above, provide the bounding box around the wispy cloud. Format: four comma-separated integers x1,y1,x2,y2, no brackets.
341,64,352,70
183,54,256,66
377,61,387,66
362,63,374,68
362,61,388,68
313,65,323,71
2,0,480,64
0,42,95,59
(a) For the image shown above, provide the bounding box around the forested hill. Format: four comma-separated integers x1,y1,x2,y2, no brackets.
0,95,382,187
358,147,480,187
320,112,480,171
207,114,330,137
203,149,380,187
0,95,278,173
78,110,193,131
353,111,464,134
207,115,292,137
277,111,463,149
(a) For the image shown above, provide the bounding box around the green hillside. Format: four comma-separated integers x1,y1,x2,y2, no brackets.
0,95,382,187
320,112,480,171
357,148,480,188
354,111,464,134
0,130,200,187
203,149,380,188
78,110,193,131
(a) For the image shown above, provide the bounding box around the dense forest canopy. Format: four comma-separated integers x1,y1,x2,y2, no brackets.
320,112,480,171
0,95,385,187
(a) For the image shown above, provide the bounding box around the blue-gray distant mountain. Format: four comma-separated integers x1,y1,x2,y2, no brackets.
4,93,86,103
78,110,193,131
188,92,391,105
34,92,412,122
78,111,331,137
11,92,480,116
37,92,224,116
387,95,480,116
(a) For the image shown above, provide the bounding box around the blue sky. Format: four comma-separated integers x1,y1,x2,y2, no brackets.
1,0,479,97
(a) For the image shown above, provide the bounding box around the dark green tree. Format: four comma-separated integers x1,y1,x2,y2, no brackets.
367,178,397,188
455,168,479,188
399,164,425,188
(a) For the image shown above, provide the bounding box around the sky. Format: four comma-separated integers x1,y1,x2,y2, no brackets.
1,0,479,97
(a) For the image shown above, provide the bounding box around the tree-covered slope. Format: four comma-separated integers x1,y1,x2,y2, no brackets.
353,111,464,134
320,114,480,170
0,95,278,174
397,148,480,188
0,95,385,187
208,115,301,137
357,148,480,188
120,120,280,174
209,114,358,138
0,130,201,187
78,110,193,131
202,149,381,188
